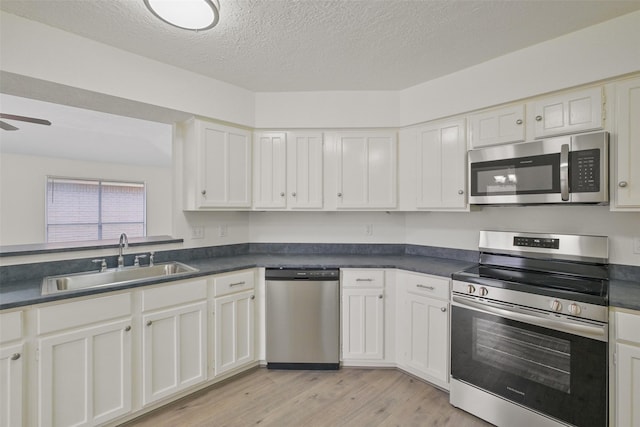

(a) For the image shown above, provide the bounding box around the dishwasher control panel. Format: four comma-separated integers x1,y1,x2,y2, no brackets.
265,268,340,280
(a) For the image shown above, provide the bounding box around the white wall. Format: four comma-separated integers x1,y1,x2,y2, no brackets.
405,207,640,266
399,10,640,126
0,12,255,127
249,211,405,244
0,153,172,246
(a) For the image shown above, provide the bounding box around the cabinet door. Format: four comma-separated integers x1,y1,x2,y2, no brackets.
416,119,467,209
336,132,397,209
532,87,603,138
616,342,640,427
614,77,640,209
39,319,132,427
469,104,525,148
400,292,449,386
0,343,23,427
142,301,207,406
214,290,255,376
342,288,384,360
254,132,287,209
288,132,324,209
199,123,251,208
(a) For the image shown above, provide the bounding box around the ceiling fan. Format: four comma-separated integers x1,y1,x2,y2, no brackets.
0,113,52,131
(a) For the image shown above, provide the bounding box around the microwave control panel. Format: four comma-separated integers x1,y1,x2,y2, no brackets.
570,149,600,193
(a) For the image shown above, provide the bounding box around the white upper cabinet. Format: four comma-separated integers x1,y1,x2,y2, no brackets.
182,119,252,209
287,132,324,209
335,131,397,209
612,76,640,210
415,118,467,210
253,132,288,209
468,104,525,148
531,86,603,139
253,131,324,210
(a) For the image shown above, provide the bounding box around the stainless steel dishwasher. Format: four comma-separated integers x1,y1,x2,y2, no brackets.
265,268,340,370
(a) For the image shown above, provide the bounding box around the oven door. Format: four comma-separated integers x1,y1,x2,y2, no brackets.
451,296,607,427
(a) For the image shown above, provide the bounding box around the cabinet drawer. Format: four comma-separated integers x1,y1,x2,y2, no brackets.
616,310,640,343
213,270,255,297
37,293,131,335
141,279,207,312
404,272,449,300
0,310,23,344
341,269,385,288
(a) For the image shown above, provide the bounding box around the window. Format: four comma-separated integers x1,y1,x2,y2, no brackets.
46,177,146,243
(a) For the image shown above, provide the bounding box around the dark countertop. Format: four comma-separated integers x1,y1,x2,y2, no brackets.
0,254,474,310
1,253,638,311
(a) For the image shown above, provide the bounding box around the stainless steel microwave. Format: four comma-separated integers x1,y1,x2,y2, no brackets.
468,131,608,205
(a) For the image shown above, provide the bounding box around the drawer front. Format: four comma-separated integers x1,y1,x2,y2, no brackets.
341,269,385,288
37,292,131,335
403,272,449,300
616,310,640,343
141,279,207,312
0,310,23,344
213,270,255,297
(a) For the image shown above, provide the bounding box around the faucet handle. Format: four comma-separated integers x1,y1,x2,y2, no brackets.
92,259,107,272
134,254,147,267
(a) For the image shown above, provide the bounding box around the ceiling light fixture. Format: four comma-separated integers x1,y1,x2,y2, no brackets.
144,0,220,31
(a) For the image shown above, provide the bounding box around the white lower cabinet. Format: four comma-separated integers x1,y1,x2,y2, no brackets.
211,270,256,377
612,308,640,427
396,271,450,390
36,294,132,427
0,310,24,427
140,279,208,406
341,269,386,362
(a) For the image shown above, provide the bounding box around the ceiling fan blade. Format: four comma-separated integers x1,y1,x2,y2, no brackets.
0,120,19,131
0,113,51,126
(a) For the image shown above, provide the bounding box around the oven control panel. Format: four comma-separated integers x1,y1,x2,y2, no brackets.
451,280,607,323
513,236,560,249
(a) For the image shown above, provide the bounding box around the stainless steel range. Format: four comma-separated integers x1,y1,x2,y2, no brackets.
450,230,609,427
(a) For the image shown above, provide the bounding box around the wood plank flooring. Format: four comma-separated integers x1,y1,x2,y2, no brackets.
123,368,492,427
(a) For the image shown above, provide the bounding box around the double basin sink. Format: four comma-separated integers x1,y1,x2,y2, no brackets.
42,262,199,295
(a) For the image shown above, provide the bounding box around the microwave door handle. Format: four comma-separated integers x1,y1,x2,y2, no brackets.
560,144,570,201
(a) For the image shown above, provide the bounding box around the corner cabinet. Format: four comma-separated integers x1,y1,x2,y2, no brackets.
530,86,603,139
253,131,324,210
612,76,640,210
36,294,133,427
611,308,640,427
407,118,467,210
334,131,397,209
396,271,450,390
182,118,252,209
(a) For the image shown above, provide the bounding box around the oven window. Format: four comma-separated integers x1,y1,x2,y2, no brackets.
472,317,571,393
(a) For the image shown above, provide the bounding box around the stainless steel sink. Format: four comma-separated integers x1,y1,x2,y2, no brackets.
41,262,199,295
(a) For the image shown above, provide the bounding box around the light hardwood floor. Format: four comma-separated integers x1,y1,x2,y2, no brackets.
124,368,492,427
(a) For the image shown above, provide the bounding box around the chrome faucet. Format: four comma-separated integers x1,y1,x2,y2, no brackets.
118,233,128,268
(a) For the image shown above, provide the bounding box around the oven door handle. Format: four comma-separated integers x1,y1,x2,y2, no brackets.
452,295,607,342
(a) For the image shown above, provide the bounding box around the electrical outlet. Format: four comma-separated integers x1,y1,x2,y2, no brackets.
365,224,373,236
218,225,228,238
634,237,640,254
191,226,205,239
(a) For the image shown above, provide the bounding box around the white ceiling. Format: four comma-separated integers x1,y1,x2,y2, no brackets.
1,0,639,92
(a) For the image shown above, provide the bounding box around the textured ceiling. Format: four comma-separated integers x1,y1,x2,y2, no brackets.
1,0,639,92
